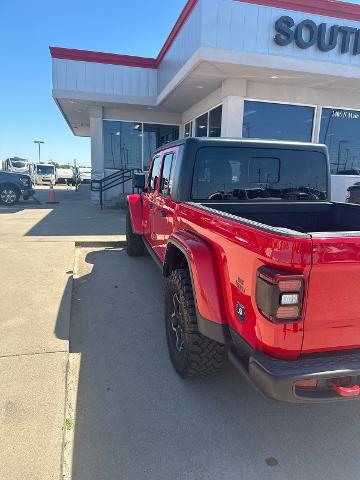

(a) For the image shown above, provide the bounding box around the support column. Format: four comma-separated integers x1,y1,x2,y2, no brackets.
89,106,104,204
220,79,247,138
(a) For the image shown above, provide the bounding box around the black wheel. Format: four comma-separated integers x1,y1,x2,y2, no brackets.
165,269,227,377
0,184,20,206
126,211,144,256
23,196,29,201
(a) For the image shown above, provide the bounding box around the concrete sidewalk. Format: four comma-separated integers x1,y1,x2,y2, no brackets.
0,186,126,480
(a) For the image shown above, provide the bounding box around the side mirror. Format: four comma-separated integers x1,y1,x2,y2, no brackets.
133,172,146,190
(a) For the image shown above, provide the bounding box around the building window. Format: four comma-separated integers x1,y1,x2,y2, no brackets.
184,122,192,137
319,108,360,174
195,113,208,137
104,121,142,169
103,120,179,170
209,105,222,137
143,124,179,169
242,101,314,142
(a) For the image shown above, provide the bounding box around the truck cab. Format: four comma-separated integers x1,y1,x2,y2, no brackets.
32,164,56,186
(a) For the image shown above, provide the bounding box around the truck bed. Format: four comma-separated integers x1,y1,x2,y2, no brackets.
196,202,360,236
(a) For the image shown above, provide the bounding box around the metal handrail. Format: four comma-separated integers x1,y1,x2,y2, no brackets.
91,168,141,209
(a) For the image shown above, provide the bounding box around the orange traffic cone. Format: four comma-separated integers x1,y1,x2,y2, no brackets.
46,185,59,204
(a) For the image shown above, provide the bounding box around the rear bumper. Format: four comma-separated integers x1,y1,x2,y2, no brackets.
229,347,360,403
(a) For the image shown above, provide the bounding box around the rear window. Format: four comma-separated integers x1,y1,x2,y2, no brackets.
191,147,328,201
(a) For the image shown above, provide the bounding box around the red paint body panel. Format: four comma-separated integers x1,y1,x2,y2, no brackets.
127,194,143,234
176,204,312,359
169,230,228,325
302,236,360,354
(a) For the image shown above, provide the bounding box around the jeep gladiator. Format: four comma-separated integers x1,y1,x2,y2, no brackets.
126,138,360,403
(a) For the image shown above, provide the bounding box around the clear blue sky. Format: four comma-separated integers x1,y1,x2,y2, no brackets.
0,0,187,166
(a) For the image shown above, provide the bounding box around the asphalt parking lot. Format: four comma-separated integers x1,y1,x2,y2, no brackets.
68,244,360,480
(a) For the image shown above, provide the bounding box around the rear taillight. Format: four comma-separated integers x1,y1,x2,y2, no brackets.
294,379,318,390
255,266,305,323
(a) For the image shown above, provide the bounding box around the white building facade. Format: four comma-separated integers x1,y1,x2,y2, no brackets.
51,0,360,203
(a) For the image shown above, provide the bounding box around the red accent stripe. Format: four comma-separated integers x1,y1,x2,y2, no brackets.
49,47,157,68
239,0,360,21
50,0,360,69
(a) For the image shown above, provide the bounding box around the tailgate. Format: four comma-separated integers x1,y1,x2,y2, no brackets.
303,235,360,354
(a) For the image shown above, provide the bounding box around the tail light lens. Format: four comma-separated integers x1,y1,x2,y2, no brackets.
256,266,305,323
295,379,318,390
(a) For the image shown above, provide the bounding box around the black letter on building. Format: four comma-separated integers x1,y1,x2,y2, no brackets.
274,16,295,46
295,20,318,49
318,23,339,52
339,26,357,54
353,29,360,55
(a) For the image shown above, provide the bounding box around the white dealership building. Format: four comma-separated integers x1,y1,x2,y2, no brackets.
51,0,360,203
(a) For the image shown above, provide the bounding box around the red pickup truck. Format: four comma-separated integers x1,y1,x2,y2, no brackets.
126,138,360,402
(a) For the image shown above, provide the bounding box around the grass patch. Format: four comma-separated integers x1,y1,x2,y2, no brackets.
65,417,73,431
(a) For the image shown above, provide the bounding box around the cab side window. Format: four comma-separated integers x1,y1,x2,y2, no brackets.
148,156,162,192
160,153,175,196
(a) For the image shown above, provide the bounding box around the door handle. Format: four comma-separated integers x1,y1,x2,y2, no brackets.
160,210,166,217
148,203,153,209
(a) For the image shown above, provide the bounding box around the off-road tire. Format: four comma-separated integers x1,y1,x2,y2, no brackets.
126,211,144,256
0,184,20,206
165,269,227,377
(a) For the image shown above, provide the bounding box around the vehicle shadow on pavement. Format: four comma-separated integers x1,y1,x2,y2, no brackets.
67,247,360,480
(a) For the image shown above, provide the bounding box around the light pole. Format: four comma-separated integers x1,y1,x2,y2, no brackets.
34,140,44,163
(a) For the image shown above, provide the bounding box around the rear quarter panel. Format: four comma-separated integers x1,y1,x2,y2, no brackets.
177,204,313,359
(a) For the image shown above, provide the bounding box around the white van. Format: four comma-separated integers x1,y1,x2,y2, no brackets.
32,164,56,186
78,167,92,184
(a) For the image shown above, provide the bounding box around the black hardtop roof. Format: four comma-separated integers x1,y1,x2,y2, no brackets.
153,137,327,154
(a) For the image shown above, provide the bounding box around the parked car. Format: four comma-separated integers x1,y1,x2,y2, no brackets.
0,171,34,205
127,137,360,403
346,182,360,204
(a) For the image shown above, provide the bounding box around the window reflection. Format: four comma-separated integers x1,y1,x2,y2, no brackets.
195,113,208,137
209,106,222,137
104,121,142,169
191,147,327,201
319,108,360,174
243,101,314,142
184,122,192,137
103,121,179,170
143,123,179,169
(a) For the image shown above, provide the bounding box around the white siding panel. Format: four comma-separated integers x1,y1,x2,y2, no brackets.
52,59,157,100
216,1,233,50
202,0,219,47
208,0,360,69
229,1,245,52
158,0,202,92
